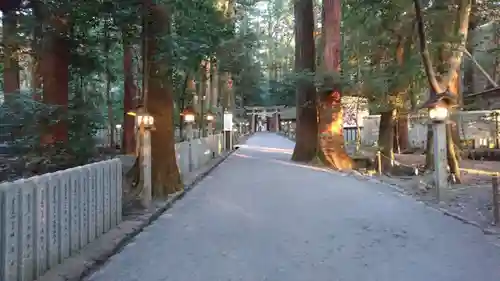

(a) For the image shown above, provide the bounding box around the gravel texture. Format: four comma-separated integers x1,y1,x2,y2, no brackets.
86,133,500,281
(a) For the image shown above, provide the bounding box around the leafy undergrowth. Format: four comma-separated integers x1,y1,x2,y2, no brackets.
0,148,119,183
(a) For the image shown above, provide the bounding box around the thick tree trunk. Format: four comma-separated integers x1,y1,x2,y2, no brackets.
147,4,182,197
220,71,232,122
200,62,208,136
178,74,189,141
104,20,114,147
425,123,434,169
221,0,236,118
318,0,353,170
291,0,319,162
318,91,353,169
2,11,20,99
41,15,69,143
378,110,395,173
31,1,43,100
122,44,136,154
446,70,463,183
211,61,219,109
463,15,477,96
394,112,409,152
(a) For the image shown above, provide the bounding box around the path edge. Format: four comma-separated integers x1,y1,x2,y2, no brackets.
36,136,250,281
278,133,500,236
347,171,500,236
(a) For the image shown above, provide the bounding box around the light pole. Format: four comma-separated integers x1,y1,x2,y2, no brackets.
128,108,155,209
429,105,449,201
206,111,215,136
275,109,280,132
115,124,122,149
182,107,195,172
491,111,499,149
206,111,216,158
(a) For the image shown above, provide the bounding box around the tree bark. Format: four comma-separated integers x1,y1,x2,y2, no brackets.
200,62,209,136
376,35,408,172
2,11,20,99
318,0,353,170
413,0,471,183
40,13,69,143
211,60,219,110
104,18,115,148
463,11,478,95
395,112,409,152
146,4,182,197
122,43,136,154
291,0,319,162
378,110,395,173
31,13,43,100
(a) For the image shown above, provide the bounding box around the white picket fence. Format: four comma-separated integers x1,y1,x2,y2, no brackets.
0,132,243,281
0,159,123,281
175,133,225,175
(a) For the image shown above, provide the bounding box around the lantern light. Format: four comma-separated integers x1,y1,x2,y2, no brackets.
137,113,154,128
182,107,196,123
429,106,449,122
206,111,215,122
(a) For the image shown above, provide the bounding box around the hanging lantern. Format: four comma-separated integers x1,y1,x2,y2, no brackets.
181,106,196,123
205,110,215,122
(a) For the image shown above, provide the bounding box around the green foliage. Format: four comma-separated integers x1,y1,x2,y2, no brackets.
268,76,295,106
0,63,3,89
0,0,266,175
0,91,57,151
171,0,233,71
341,0,500,113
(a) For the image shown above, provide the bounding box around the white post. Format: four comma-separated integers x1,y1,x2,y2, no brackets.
223,111,233,150
207,122,213,136
251,109,255,133
141,127,152,208
433,121,448,201
186,122,194,172
275,109,279,132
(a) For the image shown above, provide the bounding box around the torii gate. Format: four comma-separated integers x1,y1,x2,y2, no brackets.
244,105,286,132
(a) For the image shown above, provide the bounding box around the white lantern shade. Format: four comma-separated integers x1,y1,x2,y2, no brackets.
429,106,449,122
137,114,154,127
223,112,233,131
184,113,195,123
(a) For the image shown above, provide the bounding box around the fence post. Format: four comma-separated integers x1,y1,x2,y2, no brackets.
376,150,382,175
493,174,499,225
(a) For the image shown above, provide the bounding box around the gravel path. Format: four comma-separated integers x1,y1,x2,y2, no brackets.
87,133,500,281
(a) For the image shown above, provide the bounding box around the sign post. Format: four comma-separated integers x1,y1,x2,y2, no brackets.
223,111,233,150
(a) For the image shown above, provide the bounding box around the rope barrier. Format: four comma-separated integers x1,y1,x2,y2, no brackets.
459,168,500,177
377,151,500,178
376,151,500,224
378,152,419,169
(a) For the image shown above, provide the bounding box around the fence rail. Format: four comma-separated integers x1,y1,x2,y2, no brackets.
0,133,246,281
0,132,244,281
0,159,122,281
175,133,230,175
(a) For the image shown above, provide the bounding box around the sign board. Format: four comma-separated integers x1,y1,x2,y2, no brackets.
223,112,233,131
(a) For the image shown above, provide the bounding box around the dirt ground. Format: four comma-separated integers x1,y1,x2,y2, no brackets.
380,154,500,231
394,154,500,186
